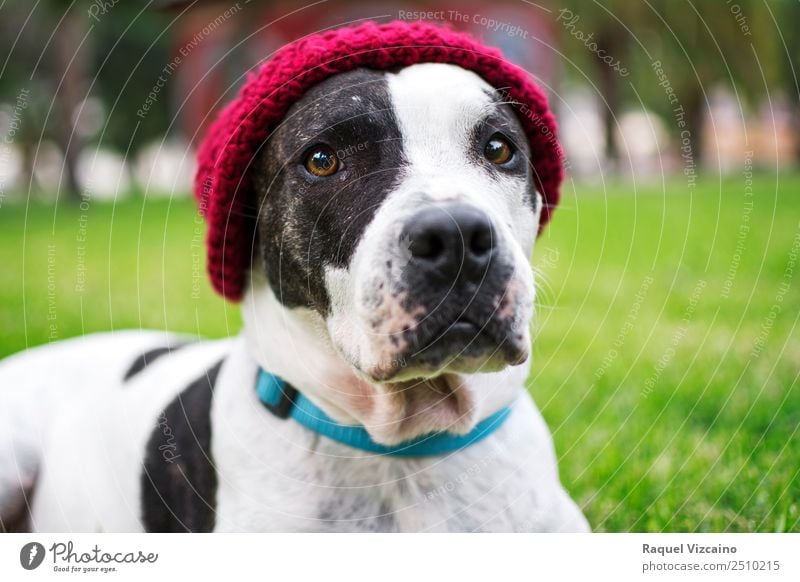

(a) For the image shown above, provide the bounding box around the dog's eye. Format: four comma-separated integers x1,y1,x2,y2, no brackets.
304,145,339,177
484,134,515,165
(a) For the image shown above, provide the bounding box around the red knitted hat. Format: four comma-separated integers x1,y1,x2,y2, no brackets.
195,20,564,302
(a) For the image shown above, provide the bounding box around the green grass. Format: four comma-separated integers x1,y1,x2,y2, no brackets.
0,193,240,352
530,173,799,532
1,174,798,532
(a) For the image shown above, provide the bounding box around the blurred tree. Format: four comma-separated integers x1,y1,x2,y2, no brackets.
775,0,800,162
52,0,89,200
555,1,648,166
556,0,789,166
0,0,88,199
646,0,782,164
88,4,172,154
0,0,172,200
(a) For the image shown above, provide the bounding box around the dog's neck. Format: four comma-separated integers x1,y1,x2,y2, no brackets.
241,282,365,424
240,281,528,445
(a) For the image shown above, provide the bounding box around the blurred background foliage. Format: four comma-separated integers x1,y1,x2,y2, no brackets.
1,0,799,199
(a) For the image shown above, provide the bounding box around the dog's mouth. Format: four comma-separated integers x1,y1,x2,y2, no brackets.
420,313,527,362
371,308,528,382
418,314,508,357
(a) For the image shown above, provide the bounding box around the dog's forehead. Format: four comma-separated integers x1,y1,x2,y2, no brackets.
386,64,525,168
388,63,497,120
284,63,504,141
281,68,394,137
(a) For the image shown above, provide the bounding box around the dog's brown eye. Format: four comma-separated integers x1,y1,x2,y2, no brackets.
304,145,339,177
484,134,514,165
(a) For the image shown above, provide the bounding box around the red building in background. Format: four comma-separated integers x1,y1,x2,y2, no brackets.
167,0,559,146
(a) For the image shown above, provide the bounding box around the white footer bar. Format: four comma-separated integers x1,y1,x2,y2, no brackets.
1,533,797,581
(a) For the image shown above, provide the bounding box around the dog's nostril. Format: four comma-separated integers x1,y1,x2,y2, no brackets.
470,225,492,256
409,231,444,260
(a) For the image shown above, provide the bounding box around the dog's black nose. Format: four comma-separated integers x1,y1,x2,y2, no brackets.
402,204,495,281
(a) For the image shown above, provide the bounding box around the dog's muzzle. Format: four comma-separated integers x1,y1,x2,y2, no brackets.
388,202,527,375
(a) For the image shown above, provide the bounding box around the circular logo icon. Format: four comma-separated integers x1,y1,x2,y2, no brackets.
19,542,46,570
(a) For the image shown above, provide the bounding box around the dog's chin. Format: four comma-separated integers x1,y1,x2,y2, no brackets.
351,339,529,446
360,372,479,445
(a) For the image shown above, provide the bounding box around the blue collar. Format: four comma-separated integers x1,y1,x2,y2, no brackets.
256,369,511,457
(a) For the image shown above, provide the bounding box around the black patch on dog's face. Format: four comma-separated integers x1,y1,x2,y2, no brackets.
253,68,405,312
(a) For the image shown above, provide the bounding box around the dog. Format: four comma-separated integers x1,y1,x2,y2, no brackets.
0,55,589,532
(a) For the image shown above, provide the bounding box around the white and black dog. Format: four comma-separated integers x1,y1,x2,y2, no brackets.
0,63,589,532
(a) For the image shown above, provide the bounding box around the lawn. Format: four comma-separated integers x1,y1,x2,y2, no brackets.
0,173,797,532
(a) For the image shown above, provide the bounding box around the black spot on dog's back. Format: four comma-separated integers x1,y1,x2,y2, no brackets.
124,344,189,382
140,360,222,532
